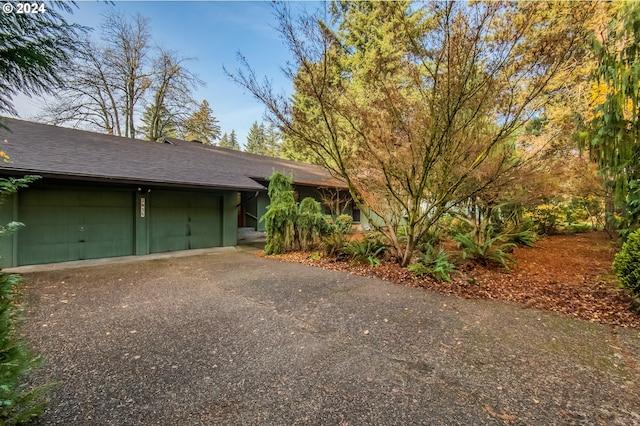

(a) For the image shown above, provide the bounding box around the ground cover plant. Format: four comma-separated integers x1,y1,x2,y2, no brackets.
268,231,639,329
407,244,455,283
453,227,516,271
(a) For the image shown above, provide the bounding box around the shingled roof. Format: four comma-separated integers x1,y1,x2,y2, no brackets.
0,118,346,191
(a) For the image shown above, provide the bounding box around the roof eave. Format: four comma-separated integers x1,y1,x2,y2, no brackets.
0,168,266,191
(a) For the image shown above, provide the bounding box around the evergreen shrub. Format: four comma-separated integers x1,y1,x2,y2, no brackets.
342,238,386,267
408,244,455,282
321,214,353,257
262,173,297,254
297,197,330,251
0,175,50,424
453,227,516,270
613,229,640,309
0,272,52,424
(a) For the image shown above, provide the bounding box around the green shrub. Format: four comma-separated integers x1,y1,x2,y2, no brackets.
0,175,50,425
262,173,297,255
333,214,353,235
416,226,444,253
0,272,52,424
507,221,538,247
613,229,640,308
454,227,516,270
321,214,353,257
565,222,593,234
408,245,455,282
529,203,564,235
342,238,386,267
297,198,330,251
321,232,347,257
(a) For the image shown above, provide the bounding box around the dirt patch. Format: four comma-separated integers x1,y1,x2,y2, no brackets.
269,232,640,329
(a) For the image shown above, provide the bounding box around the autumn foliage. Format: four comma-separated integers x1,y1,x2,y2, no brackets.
232,1,600,266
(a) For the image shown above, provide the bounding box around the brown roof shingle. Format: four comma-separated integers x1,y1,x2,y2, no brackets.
0,118,345,191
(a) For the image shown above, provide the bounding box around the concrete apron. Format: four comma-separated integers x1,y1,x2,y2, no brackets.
4,246,240,274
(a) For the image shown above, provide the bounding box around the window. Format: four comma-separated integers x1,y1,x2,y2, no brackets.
351,203,361,223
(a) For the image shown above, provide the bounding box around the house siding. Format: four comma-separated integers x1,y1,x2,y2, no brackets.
256,192,269,232
0,193,17,268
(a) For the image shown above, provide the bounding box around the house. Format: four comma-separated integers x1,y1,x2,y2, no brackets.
0,118,352,267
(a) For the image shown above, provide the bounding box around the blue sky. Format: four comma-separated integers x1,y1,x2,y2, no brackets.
14,1,316,147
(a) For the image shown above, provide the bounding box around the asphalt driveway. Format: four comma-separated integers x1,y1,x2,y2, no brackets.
19,247,640,425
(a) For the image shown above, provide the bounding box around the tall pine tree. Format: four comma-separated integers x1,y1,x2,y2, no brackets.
229,130,240,150
141,103,178,141
219,130,240,150
182,100,221,144
218,132,229,148
245,121,282,156
245,121,266,154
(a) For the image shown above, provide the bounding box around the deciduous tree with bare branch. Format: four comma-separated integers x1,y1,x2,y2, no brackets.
42,12,202,140
229,1,595,266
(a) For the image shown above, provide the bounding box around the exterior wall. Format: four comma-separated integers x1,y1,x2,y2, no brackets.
222,191,238,246
239,191,266,231
256,192,269,232
0,193,17,268
295,186,320,203
295,186,361,223
358,209,386,230
244,195,259,229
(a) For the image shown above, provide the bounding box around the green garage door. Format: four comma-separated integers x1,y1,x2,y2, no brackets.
18,188,135,265
149,190,222,253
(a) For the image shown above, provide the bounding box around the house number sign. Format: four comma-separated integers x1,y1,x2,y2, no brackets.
140,197,146,218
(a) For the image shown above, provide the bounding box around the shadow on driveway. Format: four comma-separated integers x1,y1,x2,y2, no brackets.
21,249,640,425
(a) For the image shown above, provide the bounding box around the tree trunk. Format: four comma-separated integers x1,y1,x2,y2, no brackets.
604,189,616,237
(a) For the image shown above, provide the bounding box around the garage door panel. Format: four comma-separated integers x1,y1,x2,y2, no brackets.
189,210,221,249
24,244,76,265
149,191,222,253
17,188,135,265
153,236,189,253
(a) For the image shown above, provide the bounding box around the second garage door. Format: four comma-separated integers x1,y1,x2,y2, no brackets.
149,190,222,253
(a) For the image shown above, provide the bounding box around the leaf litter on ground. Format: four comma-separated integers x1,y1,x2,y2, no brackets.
267,232,640,329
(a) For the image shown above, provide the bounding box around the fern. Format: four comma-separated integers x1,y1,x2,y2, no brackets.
454,227,516,270
506,221,538,247
408,245,455,282
342,239,386,267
